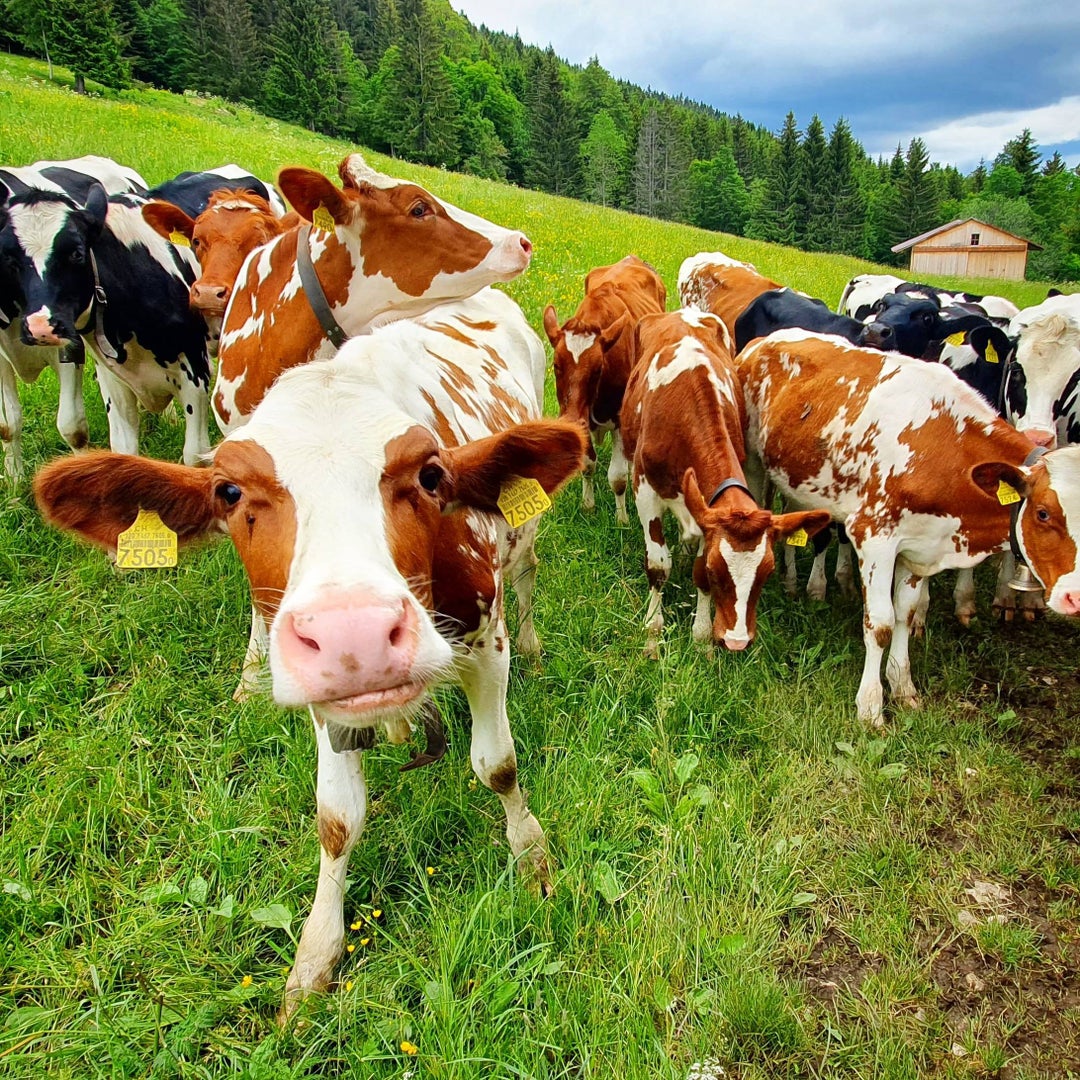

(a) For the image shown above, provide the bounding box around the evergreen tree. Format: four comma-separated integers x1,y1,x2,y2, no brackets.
1043,151,1067,176
800,114,830,250
687,144,748,234
999,128,1040,196
756,111,802,245
632,107,690,221
526,48,581,196
12,0,130,90
822,117,865,255
968,159,987,193
129,0,194,92
885,137,939,255
581,110,627,207
263,0,341,132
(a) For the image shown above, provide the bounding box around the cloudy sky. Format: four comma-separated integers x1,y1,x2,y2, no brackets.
453,1,1080,172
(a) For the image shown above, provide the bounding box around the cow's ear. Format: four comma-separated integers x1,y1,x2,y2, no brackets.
444,420,587,512
936,307,991,340
600,312,631,351
278,167,351,225
542,305,561,347
967,324,1014,365
34,452,218,554
141,200,196,242
971,461,1031,501
683,467,709,524
771,508,832,540
80,183,109,240
0,178,9,208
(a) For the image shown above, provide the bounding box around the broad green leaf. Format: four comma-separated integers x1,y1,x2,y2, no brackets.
834,741,855,755
250,904,293,934
674,751,700,786
651,976,673,1013
714,933,747,955
790,892,818,907
878,762,908,779
592,860,621,904
3,880,31,902
186,876,209,906
209,895,235,919
140,882,184,904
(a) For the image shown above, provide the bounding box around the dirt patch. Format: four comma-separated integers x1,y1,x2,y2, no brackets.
780,927,884,1002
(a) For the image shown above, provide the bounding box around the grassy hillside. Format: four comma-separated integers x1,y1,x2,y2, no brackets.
2,53,1080,1080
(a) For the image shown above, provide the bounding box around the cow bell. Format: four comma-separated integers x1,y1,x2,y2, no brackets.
1008,564,1043,593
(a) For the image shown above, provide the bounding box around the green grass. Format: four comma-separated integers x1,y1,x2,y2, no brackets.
3,52,1080,1079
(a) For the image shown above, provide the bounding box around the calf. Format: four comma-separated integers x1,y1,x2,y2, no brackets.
739,330,1080,723
143,191,299,325
677,251,782,342
213,153,534,432
542,255,667,522
0,157,149,479
0,180,210,467
621,309,828,655
34,287,586,1019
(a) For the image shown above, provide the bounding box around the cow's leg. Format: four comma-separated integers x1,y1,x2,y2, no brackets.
54,355,89,451
506,522,540,656
282,712,367,1021
806,526,831,601
608,428,630,525
953,568,977,628
854,536,898,727
692,537,712,644
94,363,140,456
912,575,930,636
886,567,923,709
636,480,669,658
176,364,210,466
459,629,550,893
782,541,798,596
0,356,23,482
234,606,268,701
581,434,597,511
835,531,856,597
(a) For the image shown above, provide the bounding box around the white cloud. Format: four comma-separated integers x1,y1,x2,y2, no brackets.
874,97,1080,170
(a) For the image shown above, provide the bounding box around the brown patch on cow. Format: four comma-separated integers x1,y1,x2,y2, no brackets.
420,389,458,447
486,759,518,795
317,812,349,860
358,183,493,295
682,261,781,341
456,317,497,331
430,322,475,346
213,389,231,426
873,624,892,648
494,637,505,652
213,441,297,620
1019,469,1078,598
649,518,665,546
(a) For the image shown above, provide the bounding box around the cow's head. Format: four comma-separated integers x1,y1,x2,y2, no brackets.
860,294,994,359
35,361,585,729
683,470,831,650
543,286,633,427
1005,300,1080,448
0,182,109,346
276,155,532,307
143,191,298,316
972,447,1080,615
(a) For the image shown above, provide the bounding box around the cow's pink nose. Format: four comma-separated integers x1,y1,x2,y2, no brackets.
519,235,533,258
722,635,750,652
1058,591,1080,616
1025,428,1056,448
277,593,418,702
25,313,64,346
190,282,229,311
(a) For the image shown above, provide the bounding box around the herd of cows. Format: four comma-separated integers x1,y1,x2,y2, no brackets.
3,151,1080,1018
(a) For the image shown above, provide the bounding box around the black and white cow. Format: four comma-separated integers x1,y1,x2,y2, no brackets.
838,273,1019,327
0,156,148,480
146,164,287,219
0,175,211,474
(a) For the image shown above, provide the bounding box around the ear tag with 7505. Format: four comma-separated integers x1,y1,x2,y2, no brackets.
497,477,551,528
116,509,177,569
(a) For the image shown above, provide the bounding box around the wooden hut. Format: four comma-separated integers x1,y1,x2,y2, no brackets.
891,218,1040,281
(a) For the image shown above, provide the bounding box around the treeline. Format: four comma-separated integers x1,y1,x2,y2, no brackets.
4,0,1079,280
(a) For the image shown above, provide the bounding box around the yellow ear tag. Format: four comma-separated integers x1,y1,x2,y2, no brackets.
786,528,809,547
168,230,191,248
997,480,1021,506
116,509,178,569
985,341,1000,364
311,205,335,233
946,332,966,347
497,477,552,528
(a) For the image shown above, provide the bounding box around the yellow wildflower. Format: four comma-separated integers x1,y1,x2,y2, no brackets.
426,866,435,876
361,937,371,946
350,919,363,930
241,975,253,988
345,980,354,992
371,909,382,919
401,1041,418,1056
347,944,356,953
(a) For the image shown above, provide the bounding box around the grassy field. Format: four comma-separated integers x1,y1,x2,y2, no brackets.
2,52,1080,1079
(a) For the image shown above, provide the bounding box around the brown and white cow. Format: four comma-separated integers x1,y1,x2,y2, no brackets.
621,309,829,655
34,285,586,1019
213,154,533,433
142,190,298,334
738,330,1080,724
542,255,667,522
677,251,782,344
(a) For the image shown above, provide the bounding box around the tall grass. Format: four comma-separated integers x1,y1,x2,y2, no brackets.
2,53,1079,1079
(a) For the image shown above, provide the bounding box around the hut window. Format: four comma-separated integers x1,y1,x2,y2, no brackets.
970,232,980,246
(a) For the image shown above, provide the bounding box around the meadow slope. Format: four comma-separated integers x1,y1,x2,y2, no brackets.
2,54,1080,1080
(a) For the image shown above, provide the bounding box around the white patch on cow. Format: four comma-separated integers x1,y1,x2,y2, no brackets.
837,273,907,319
212,197,263,213
718,533,769,645
8,201,72,277
645,335,734,408
978,295,1020,322
255,239,279,286
677,251,756,309
676,305,730,344
220,312,265,350
1038,448,1080,611
941,342,977,372
563,331,595,364
280,264,303,303
106,200,196,279
1008,296,1080,439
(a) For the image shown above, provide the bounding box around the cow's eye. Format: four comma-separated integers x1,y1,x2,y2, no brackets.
69,248,84,265
410,201,431,219
923,313,935,326
1036,507,1051,523
419,462,443,493
216,482,242,507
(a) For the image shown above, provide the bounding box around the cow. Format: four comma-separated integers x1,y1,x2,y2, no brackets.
738,330,1080,724
734,287,996,358
677,251,782,342
542,255,667,523
142,191,299,331
0,157,148,480
0,178,211,469
838,273,1020,327
145,164,288,219
33,285,587,1020
620,308,829,656
212,153,534,433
